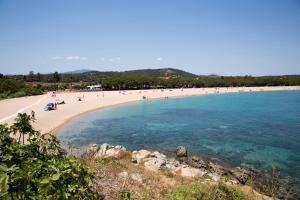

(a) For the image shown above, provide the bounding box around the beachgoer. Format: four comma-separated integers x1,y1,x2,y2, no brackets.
31,110,35,121
54,102,57,109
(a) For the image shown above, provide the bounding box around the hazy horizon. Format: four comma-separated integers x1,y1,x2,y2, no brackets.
1,0,299,76
2,67,300,77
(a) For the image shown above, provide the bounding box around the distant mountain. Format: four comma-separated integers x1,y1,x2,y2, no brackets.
79,68,197,78
120,68,197,78
63,69,92,74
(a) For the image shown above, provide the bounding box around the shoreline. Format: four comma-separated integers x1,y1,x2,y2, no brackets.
0,86,299,135
52,86,300,134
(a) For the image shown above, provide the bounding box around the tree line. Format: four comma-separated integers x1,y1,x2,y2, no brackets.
1,71,300,99
101,75,300,90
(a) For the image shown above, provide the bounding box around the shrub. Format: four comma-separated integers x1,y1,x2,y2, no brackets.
165,181,249,200
117,189,131,200
0,113,103,199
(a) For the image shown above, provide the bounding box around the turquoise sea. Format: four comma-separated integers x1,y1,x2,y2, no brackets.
58,91,300,185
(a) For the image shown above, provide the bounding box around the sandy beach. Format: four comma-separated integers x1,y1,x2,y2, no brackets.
0,86,299,134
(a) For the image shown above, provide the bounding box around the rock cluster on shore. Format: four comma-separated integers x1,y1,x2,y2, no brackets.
85,143,252,185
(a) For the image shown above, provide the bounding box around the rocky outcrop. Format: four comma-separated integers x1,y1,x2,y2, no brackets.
208,162,227,175
87,143,127,159
86,144,252,185
229,167,251,184
180,166,206,178
187,156,207,169
132,149,151,164
144,158,166,171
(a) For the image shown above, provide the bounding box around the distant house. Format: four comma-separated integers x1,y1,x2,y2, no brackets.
87,85,102,90
159,76,172,80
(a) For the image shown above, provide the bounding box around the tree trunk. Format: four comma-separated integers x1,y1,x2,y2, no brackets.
22,133,25,144
18,133,21,143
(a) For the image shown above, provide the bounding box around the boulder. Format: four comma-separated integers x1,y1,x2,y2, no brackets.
180,167,206,178
176,146,188,158
115,145,126,151
208,162,226,175
230,167,251,184
82,144,99,158
105,148,123,158
187,156,207,169
150,151,167,159
132,149,151,164
88,143,98,152
93,144,126,159
165,158,181,172
94,143,110,158
144,158,166,172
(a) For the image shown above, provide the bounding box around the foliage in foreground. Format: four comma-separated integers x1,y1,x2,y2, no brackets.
0,113,102,199
165,181,249,200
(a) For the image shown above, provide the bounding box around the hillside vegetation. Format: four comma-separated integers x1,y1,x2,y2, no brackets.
0,77,43,100
1,68,300,100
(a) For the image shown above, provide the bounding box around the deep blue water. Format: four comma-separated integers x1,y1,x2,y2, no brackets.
58,91,300,183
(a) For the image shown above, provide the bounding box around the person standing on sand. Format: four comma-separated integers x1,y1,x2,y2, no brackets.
31,110,35,121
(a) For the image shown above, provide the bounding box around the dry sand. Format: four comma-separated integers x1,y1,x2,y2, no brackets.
0,86,299,134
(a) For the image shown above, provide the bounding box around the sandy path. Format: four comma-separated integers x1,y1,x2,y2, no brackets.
0,86,299,134
0,94,49,123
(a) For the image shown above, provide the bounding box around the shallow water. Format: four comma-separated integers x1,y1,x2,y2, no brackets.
58,91,300,184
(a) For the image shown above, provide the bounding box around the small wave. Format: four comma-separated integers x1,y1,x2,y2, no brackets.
219,125,228,129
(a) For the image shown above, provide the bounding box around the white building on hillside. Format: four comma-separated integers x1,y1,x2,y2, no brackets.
87,85,102,90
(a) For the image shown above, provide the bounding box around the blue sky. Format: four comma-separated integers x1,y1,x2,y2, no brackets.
0,0,299,75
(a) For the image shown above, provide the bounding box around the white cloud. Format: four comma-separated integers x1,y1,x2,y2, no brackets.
108,57,121,63
52,56,87,60
156,57,163,62
52,56,62,60
66,56,87,60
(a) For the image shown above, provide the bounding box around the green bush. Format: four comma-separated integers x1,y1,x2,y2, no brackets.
0,113,103,199
117,189,131,200
165,181,248,200
0,78,44,100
